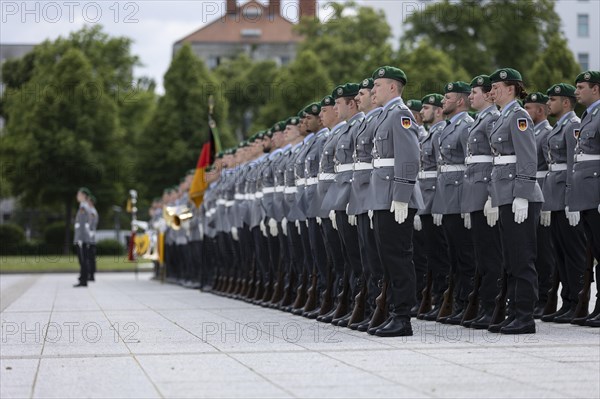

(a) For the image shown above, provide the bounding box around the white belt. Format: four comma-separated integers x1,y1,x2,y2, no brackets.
284,186,297,194
246,194,256,200
418,171,438,179
548,163,567,172
295,178,306,187
263,187,276,194
440,164,467,172
536,171,548,179
465,155,493,165
353,162,373,171
275,186,285,193
319,173,335,181
216,199,226,206
234,194,244,200
306,177,319,185
493,155,517,165
255,192,264,199
225,201,235,207
575,154,600,162
373,158,394,168
334,163,354,173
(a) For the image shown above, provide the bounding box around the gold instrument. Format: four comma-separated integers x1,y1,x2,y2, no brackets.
163,205,193,230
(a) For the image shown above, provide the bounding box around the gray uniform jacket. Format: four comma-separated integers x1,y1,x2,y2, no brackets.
317,121,347,217
74,202,91,244
273,145,291,221
348,107,383,215
368,97,424,211
431,111,474,215
568,100,600,211
489,100,544,207
461,105,500,213
284,142,304,221
218,169,236,232
534,119,553,189
417,120,445,215
204,182,218,238
174,194,189,245
305,129,329,219
325,112,365,212
88,205,98,244
260,149,283,220
541,111,579,212
247,157,266,229
292,134,317,221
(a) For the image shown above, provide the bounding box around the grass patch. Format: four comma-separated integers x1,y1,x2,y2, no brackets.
0,255,150,273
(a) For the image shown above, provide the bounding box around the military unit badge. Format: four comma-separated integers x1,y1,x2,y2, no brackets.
500,70,508,79
429,96,435,104
312,105,318,113
337,87,343,96
584,72,591,81
378,68,385,77
362,78,369,87
531,94,538,101
401,117,412,129
517,118,528,131
477,77,484,85
447,83,453,91
554,86,561,94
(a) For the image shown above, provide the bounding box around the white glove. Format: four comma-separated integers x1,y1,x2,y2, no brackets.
432,213,443,226
295,220,301,234
348,214,357,226
390,201,409,224
305,220,309,227
484,196,499,227
413,214,422,231
281,217,288,236
512,197,529,224
368,210,374,229
76,240,83,247
316,216,322,225
462,213,471,229
268,218,278,236
260,220,267,237
198,224,204,238
231,227,239,241
540,211,551,227
598,203,600,214
565,207,580,227
329,210,337,230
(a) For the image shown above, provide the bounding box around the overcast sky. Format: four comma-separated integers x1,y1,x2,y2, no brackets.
1,0,417,93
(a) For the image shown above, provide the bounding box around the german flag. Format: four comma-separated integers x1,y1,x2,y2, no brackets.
189,113,222,208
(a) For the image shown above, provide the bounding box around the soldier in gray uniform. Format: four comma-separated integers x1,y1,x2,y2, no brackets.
366,66,424,337
407,99,428,139
487,68,544,335
461,75,503,329
87,194,98,282
416,93,453,322
431,81,476,326
523,92,556,317
74,187,92,287
572,70,600,327
538,84,587,324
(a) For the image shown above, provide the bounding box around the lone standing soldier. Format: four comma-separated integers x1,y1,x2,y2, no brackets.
74,187,92,287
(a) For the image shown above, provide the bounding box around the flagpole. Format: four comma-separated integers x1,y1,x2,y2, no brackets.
208,95,222,153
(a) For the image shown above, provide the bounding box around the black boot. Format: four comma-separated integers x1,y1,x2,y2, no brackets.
374,306,413,337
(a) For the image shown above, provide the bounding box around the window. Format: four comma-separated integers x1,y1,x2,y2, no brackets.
578,53,590,71
577,14,589,37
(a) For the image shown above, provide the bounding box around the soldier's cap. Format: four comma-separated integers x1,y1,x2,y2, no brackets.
216,151,224,159
298,109,306,119
89,194,97,203
524,91,549,104
304,102,321,116
421,93,444,108
406,99,422,112
285,116,300,127
470,75,492,89
257,130,267,139
321,95,334,107
273,121,287,132
78,187,91,196
360,78,374,90
372,66,407,85
575,70,600,85
490,68,522,83
206,165,214,173
332,83,360,99
179,176,186,183
444,81,471,94
265,127,274,138
187,169,195,176
164,187,174,194
229,148,237,155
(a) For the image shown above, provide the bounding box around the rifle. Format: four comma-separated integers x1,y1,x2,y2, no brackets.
269,257,285,305
437,273,455,321
318,262,336,316
349,275,367,325
417,270,433,317
462,269,481,323
490,271,507,325
291,268,308,310
543,270,560,316
332,271,351,319
369,279,388,329
302,266,319,312
574,243,594,318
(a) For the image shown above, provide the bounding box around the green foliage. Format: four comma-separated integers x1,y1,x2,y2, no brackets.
0,223,26,254
44,222,74,254
529,34,581,92
96,239,125,256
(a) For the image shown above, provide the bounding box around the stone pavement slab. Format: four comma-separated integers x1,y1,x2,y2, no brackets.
0,273,598,398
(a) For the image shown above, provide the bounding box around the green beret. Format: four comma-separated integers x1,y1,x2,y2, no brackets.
444,81,471,94
286,116,300,126
547,83,576,98
265,128,274,138
257,131,267,139
321,95,334,107
575,70,600,85
360,78,374,90
273,121,287,132
470,75,491,89
153,197,161,202
216,151,224,159
332,83,360,99
304,102,321,116
406,99,422,112
78,187,91,196
490,68,522,83
421,93,444,108
229,148,237,154
372,66,407,85
89,194,97,203
187,168,196,176
524,92,549,104
205,165,214,173
297,109,306,118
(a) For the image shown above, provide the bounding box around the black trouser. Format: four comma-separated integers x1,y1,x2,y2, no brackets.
498,203,541,320
412,226,428,303
76,243,90,285
471,210,504,311
536,223,556,304
420,214,451,301
336,212,363,297
251,226,269,284
299,221,314,277
357,213,384,309
266,226,280,285
580,209,600,299
373,209,417,316
88,244,96,279
307,218,327,292
277,222,291,286
286,219,305,288
177,243,192,280
237,225,253,280
443,214,476,307
190,240,202,283
165,243,176,278
201,238,217,287
217,232,236,281
320,218,345,295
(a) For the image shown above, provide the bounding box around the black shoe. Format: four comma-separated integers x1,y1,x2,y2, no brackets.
572,308,600,326
291,307,305,316
88,276,95,282
585,313,600,327
304,308,321,319
461,309,485,328
471,313,494,330
444,309,466,325
337,314,352,328
422,307,440,321
553,309,576,324
367,317,391,335
317,308,336,323
541,306,570,323
410,303,420,318
332,312,352,326
349,314,371,330
356,317,372,332
73,283,87,287
500,318,536,334
374,317,413,337
488,315,513,333
532,304,545,319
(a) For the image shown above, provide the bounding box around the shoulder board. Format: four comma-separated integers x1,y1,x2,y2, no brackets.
350,120,357,126
367,115,375,122
545,125,552,130
562,119,569,126
570,116,580,123
593,108,599,116
456,120,462,126
389,103,398,111
398,103,409,110
513,105,520,112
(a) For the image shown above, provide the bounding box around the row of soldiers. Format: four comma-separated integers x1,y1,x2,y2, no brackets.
73,187,99,287
155,66,600,336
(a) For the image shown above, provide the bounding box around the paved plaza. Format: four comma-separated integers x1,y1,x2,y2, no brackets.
1,272,599,398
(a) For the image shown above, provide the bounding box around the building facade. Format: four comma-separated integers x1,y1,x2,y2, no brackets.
555,0,600,70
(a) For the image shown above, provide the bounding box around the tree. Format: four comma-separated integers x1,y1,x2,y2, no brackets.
529,34,580,92
136,44,234,199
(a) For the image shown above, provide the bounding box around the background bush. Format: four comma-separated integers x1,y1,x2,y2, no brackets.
96,239,125,256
